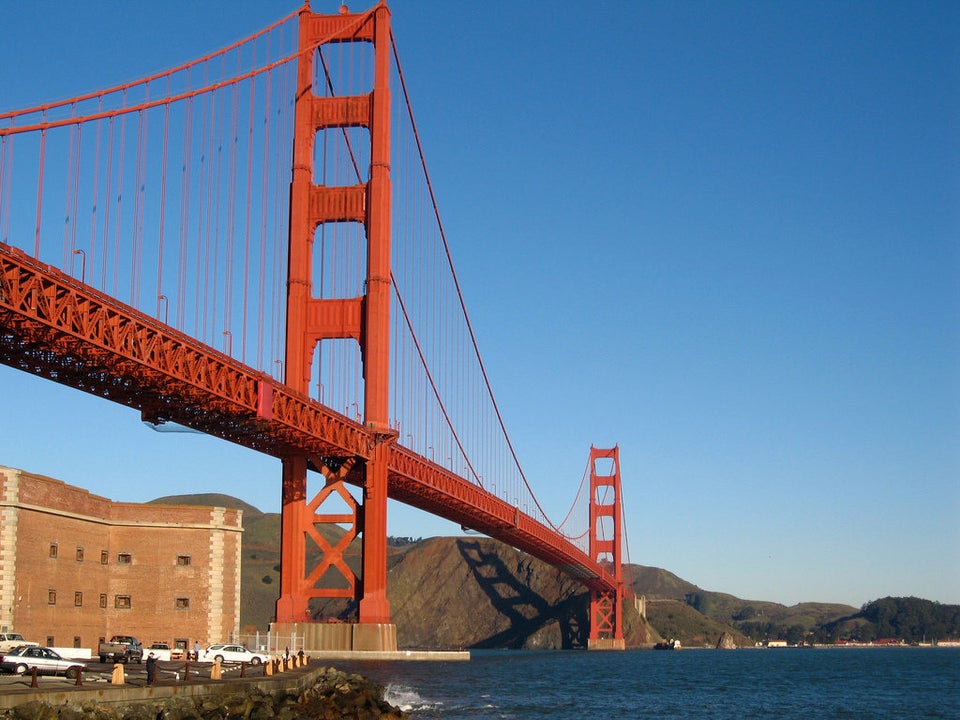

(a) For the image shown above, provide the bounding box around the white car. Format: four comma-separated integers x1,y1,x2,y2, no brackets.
202,643,269,665
0,633,39,653
0,646,86,678
145,643,175,661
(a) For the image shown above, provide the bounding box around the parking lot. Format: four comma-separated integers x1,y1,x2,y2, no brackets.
0,656,267,690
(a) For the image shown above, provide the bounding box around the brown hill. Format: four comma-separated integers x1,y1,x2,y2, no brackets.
386,536,659,649
150,494,851,649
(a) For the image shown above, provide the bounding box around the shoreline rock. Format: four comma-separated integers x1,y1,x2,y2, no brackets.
2,667,410,720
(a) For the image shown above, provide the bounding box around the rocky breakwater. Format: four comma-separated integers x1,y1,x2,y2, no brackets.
1,667,410,720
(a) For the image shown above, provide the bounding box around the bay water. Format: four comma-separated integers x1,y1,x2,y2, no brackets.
341,647,959,719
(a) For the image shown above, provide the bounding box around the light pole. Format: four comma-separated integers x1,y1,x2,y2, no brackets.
72,249,86,283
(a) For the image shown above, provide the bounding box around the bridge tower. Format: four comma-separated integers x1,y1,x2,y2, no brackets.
587,445,626,650
274,1,396,651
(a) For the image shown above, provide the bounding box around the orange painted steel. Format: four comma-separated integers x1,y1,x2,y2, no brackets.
0,243,368,460
588,446,625,646
277,1,395,626
0,241,619,597
0,0,627,642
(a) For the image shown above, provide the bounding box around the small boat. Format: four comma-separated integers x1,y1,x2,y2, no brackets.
654,639,681,650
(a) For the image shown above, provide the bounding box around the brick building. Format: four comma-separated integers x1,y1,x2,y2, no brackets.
0,465,243,654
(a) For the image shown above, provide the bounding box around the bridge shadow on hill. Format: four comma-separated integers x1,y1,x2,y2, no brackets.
457,539,587,649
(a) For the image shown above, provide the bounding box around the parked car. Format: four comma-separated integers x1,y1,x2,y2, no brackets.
202,644,269,665
145,643,174,661
98,635,143,664
0,633,39,653
0,646,86,679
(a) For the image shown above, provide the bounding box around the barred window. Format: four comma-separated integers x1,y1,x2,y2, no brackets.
74,592,83,607
48,590,57,605
117,553,132,565
175,597,190,609
101,550,109,564
49,543,58,559
176,555,192,567
99,594,107,609
115,595,131,609
76,547,84,562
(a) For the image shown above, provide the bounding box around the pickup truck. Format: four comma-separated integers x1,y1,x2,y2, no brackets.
0,633,39,653
98,635,143,664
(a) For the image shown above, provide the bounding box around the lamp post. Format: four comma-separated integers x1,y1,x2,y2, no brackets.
72,249,86,283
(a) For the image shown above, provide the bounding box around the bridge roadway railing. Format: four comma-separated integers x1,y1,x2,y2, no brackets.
0,242,617,595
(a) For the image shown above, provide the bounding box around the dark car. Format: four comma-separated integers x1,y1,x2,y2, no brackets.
0,646,86,679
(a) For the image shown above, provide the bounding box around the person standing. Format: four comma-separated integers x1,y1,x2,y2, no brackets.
146,652,157,685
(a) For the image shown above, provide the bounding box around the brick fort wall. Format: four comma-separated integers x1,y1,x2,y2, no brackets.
0,466,243,653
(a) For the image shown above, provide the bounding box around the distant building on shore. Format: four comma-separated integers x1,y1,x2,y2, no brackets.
0,465,243,654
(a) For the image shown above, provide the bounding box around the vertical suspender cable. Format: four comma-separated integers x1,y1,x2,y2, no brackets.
242,43,258,364
197,75,210,339
89,100,104,283
62,121,77,266
157,88,171,319
71,124,82,267
256,57,272,371
114,97,128,299
391,32,564,526
179,87,194,329
101,116,114,289
212,77,222,349
33,123,47,257
225,54,242,356
132,83,149,307
0,134,11,243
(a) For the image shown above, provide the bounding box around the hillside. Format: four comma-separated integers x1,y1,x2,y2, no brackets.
149,493,264,518
384,536,660,648
150,494,868,648
638,575,858,643
645,599,752,647
819,597,960,644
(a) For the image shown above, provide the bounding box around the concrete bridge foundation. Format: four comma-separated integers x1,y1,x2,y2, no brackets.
269,622,398,653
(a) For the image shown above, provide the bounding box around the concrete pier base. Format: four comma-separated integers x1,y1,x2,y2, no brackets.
587,638,626,650
270,622,398,653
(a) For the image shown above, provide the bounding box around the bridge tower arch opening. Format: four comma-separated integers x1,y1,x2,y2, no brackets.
587,445,626,650
275,1,396,651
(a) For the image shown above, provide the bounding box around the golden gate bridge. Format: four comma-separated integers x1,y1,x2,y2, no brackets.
0,1,630,651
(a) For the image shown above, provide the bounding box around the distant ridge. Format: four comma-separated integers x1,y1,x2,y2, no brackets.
148,494,957,648
148,493,263,518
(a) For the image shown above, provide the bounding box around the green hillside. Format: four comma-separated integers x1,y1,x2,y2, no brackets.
645,599,752,647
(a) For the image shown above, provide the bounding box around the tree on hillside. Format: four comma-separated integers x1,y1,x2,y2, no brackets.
785,625,806,646
858,597,960,642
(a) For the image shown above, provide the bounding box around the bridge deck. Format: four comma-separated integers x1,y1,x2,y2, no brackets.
0,242,615,594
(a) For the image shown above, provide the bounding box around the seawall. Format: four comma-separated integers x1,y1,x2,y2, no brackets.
0,662,322,711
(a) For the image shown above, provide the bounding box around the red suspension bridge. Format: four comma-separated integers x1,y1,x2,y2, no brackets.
0,1,630,651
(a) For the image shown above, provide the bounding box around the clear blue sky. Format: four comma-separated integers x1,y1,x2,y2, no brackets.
0,1,957,609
